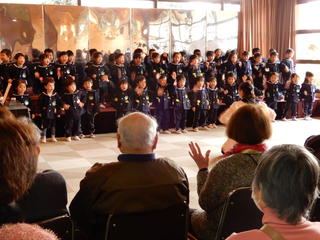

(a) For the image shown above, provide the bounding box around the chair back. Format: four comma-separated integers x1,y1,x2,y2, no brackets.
310,197,320,222
36,214,73,240
104,201,188,240
215,187,263,240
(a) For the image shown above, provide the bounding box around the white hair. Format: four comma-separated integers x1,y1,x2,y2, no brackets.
117,112,158,151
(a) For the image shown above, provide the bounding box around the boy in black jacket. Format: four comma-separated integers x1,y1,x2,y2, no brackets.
112,80,132,120
80,78,100,138
190,76,210,132
282,73,301,121
300,71,317,120
206,77,221,128
38,77,62,143
34,54,56,94
264,72,284,113
172,75,190,134
62,78,84,141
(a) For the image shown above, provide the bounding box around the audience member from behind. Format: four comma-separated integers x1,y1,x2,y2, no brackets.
0,223,59,240
0,114,68,224
227,144,320,240
188,104,272,240
70,112,189,239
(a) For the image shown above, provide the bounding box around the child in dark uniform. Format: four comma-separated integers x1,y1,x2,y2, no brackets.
167,52,184,93
187,55,203,89
282,73,301,121
0,49,12,94
154,74,171,134
237,51,252,84
112,80,132,120
11,80,33,118
264,72,284,113
39,77,61,143
172,75,190,134
222,72,239,107
190,76,210,132
132,75,151,114
204,51,217,83
80,78,100,138
300,71,316,120
251,52,265,91
44,48,55,65
214,48,224,88
62,78,84,142
147,52,166,91
264,51,280,80
85,51,113,105
280,48,295,85
206,77,221,128
129,53,146,87
55,51,76,94
222,52,238,80
110,53,128,86
8,53,31,94
34,54,56,94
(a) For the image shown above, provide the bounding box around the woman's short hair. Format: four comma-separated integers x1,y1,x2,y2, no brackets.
0,118,40,204
252,144,319,224
227,104,272,145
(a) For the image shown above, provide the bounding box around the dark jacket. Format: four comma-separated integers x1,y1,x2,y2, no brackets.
190,88,210,110
265,81,284,102
207,87,221,109
172,86,191,110
300,83,316,102
39,92,62,119
69,154,189,239
84,63,110,89
80,89,100,115
112,90,132,112
285,83,301,103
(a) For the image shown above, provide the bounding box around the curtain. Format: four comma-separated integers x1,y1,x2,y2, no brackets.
238,0,296,59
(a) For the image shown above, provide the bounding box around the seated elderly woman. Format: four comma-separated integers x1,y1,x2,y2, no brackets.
188,104,272,240
219,81,276,153
0,107,68,224
227,144,320,240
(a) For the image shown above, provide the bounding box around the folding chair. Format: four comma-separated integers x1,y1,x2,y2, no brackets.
36,214,74,240
104,201,189,240
215,187,263,240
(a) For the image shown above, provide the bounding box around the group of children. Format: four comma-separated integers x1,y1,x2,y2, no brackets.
0,47,317,142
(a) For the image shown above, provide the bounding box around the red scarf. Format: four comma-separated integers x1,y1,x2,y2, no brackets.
223,143,267,158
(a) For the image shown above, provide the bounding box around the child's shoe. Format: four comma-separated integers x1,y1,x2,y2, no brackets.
181,129,188,133
41,137,46,143
192,128,199,132
73,136,81,141
88,134,95,138
51,136,58,142
66,137,72,142
292,117,297,121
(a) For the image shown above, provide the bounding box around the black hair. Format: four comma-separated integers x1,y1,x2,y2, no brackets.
225,71,236,80
253,144,319,224
208,76,217,82
89,48,97,57
254,52,262,59
269,72,279,80
285,48,294,54
151,52,160,59
83,77,93,84
43,77,55,86
93,51,103,59
58,51,68,58
65,77,76,88
148,49,155,54
206,51,214,57
193,49,201,56
135,75,146,83
115,53,124,60
133,53,142,60
39,53,49,62
66,50,74,57
304,71,314,83
239,81,255,100
177,74,186,82
172,52,181,58
270,51,278,57
133,48,143,56
44,48,54,54
242,51,249,56
252,48,260,54
0,49,12,58
189,54,198,62
14,53,24,60
195,76,204,83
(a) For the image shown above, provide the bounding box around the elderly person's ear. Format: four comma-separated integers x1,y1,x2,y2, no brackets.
151,133,159,151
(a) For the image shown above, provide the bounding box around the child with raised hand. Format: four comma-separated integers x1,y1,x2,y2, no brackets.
62,78,84,142
39,77,62,143
300,71,316,120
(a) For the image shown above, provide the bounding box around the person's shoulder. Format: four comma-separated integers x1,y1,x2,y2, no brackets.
156,157,187,176
217,153,262,169
226,229,269,240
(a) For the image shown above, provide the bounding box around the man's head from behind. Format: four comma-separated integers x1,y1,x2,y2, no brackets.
117,112,158,154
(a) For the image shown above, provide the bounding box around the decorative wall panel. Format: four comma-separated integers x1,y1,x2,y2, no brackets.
0,4,44,57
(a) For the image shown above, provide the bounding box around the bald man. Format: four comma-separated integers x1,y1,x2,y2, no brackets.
70,112,189,239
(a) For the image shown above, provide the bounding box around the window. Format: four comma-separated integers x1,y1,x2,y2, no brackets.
158,1,221,10
81,0,154,8
0,0,77,4
296,0,320,87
